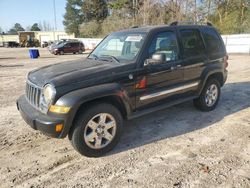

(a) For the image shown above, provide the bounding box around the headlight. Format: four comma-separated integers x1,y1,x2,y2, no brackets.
42,84,56,105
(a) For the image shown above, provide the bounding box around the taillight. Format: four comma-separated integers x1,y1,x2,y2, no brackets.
224,55,228,69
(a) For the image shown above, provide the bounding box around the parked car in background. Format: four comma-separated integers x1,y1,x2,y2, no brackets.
48,39,71,53
48,40,64,53
41,41,49,48
52,41,85,55
4,41,19,48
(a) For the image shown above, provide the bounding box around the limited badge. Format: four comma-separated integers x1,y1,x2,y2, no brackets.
129,74,133,80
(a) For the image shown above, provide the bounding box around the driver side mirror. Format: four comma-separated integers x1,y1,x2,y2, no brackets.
144,53,166,66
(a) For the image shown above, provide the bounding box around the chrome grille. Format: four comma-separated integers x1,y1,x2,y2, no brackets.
26,81,42,108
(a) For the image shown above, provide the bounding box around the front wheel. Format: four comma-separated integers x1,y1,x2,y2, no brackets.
70,103,123,157
193,79,221,111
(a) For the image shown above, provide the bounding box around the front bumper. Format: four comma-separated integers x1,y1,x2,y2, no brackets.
17,95,66,138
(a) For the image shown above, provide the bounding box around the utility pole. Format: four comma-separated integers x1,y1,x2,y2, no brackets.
194,0,197,23
53,0,57,41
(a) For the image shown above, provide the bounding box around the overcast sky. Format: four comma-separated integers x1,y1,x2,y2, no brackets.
0,0,66,31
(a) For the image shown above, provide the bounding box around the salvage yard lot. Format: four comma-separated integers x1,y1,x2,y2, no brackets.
0,48,249,187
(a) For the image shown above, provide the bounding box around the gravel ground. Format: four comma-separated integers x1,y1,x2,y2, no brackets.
0,48,249,188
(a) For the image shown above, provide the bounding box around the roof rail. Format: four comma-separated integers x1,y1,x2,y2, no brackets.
169,21,213,26
131,26,139,28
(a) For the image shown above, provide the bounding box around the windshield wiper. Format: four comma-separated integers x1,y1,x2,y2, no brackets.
88,54,99,60
100,55,120,63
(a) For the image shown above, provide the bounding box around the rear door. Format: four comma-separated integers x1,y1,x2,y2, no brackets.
136,30,184,110
74,42,80,52
64,42,72,53
177,28,207,95
71,42,77,53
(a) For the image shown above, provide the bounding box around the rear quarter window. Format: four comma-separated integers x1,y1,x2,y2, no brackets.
179,29,205,58
201,28,225,54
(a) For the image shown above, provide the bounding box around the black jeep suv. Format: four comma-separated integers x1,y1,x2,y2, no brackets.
17,23,228,157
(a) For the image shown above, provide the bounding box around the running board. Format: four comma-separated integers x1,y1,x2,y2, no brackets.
127,96,197,120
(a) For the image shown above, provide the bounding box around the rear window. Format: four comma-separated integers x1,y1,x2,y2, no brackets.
72,43,79,47
201,28,224,54
179,29,205,58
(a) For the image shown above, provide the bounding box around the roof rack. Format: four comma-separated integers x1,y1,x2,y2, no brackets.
169,21,213,26
131,26,139,28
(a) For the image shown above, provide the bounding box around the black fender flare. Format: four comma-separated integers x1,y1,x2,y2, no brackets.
55,83,132,138
198,65,224,95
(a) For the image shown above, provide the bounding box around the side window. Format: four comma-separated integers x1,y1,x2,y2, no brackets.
148,31,178,62
201,28,224,54
180,29,205,58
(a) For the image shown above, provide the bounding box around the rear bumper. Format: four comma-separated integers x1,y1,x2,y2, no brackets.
17,95,66,138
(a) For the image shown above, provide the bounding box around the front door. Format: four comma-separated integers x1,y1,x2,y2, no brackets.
64,43,72,53
135,31,184,110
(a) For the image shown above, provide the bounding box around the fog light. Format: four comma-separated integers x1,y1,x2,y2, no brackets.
55,124,63,132
49,105,70,114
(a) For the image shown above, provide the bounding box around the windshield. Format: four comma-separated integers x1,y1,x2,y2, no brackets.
56,42,66,48
89,32,146,62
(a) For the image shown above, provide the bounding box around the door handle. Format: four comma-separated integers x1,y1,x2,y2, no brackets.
171,64,181,70
176,64,182,68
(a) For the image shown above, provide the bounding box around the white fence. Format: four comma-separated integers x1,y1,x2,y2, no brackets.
221,34,250,54
76,38,102,50
76,34,250,54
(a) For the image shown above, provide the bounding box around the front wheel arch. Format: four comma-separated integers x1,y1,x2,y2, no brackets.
68,96,128,140
70,103,123,157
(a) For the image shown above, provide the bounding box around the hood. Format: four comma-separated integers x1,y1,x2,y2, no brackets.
28,58,122,88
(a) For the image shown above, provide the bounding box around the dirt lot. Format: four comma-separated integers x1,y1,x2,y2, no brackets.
0,48,249,188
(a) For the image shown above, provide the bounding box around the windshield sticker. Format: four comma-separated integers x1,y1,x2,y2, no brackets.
125,35,143,42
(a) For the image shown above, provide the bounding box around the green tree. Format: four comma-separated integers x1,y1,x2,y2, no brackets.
63,0,84,37
82,0,108,22
8,23,24,34
30,23,41,31
14,23,25,31
80,21,102,37
209,0,250,34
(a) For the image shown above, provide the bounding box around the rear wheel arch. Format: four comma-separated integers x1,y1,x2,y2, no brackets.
199,71,224,95
206,72,224,86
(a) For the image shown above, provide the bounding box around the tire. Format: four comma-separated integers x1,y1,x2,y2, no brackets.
193,79,221,111
70,103,123,157
59,50,64,55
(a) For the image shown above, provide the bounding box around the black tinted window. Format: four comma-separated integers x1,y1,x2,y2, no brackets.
180,29,205,57
148,31,178,61
64,43,71,47
201,28,224,54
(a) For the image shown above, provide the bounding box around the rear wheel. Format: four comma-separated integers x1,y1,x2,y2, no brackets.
78,49,83,54
193,79,220,111
70,103,123,157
